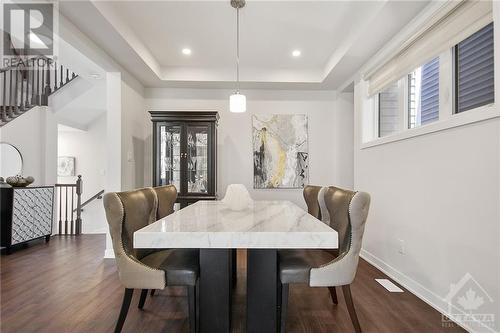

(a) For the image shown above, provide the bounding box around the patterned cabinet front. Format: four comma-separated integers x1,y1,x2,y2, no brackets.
11,187,54,245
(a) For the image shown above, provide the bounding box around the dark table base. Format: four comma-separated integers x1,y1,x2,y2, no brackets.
199,249,232,333
199,249,279,333
247,249,279,333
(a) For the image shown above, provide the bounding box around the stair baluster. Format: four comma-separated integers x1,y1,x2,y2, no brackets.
44,59,51,104
20,69,24,111
41,62,45,105
2,71,6,122
31,59,35,105
25,67,30,109
9,70,14,119
55,175,83,235
54,61,58,91
0,57,78,127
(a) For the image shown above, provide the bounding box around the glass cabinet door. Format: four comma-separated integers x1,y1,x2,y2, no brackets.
186,124,209,193
159,125,181,190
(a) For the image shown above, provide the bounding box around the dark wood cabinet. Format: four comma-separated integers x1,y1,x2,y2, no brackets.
150,111,219,208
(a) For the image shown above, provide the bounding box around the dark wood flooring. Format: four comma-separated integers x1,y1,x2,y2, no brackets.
0,235,466,333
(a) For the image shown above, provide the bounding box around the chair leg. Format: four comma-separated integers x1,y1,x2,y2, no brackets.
328,286,338,304
115,288,133,333
280,283,289,333
188,285,197,333
342,285,362,333
150,289,156,296
138,289,148,309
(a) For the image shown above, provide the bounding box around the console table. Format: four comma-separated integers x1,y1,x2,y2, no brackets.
0,186,55,253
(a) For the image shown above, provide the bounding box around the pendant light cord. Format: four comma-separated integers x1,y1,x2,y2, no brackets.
236,7,240,92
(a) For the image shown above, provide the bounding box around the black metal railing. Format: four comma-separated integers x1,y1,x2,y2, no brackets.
55,175,83,235
0,56,77,126
76,189,104,213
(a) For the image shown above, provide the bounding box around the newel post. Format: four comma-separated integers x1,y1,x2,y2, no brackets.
76,175,83,235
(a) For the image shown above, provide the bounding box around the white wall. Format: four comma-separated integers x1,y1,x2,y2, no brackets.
332,92,354,189
351,5,500,331
121,78,146,191
145,88,354,208
58,115,107,234
0,107,57,186
354,99,500,332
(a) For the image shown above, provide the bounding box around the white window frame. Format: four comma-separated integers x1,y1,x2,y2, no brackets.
362,40,498,149
360,1,499,149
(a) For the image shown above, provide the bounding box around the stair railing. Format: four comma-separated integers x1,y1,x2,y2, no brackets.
76,189,104,213
0,56,78,126
55,175,83,235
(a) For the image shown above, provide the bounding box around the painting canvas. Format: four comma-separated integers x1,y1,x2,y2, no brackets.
253,114,309,189
58,156,75,177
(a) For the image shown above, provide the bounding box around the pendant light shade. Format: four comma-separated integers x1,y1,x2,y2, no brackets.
230,92,246,113
229,0,246,113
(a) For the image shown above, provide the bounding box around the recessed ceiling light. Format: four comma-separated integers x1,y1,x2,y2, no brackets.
292,50,301,57
89,73,101,79
182,48,192,55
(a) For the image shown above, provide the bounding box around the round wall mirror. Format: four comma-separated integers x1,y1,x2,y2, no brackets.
0,142,23,178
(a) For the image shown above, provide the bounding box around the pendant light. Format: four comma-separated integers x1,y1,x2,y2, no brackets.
229,0,246,113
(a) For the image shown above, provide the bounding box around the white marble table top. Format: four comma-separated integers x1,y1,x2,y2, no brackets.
134,200,338,249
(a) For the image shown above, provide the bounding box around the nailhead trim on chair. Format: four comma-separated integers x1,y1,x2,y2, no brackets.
110,191,166,286
313,190,357,270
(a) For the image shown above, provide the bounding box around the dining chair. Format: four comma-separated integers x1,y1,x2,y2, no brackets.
279,186,370,333
149,184,178,297
103,186,199,333
303,185,338,303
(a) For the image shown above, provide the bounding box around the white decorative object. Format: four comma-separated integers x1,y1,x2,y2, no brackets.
221,184,253,211
134,200,338,249
229,93,246,113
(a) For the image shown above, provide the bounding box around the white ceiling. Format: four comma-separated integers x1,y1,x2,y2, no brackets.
59,1,430,89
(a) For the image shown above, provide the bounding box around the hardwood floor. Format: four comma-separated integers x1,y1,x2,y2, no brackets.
0,235,465,333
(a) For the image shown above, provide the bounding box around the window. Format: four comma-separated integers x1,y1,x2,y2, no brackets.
454,22,494,113
408,57,440,128
378,82,399,137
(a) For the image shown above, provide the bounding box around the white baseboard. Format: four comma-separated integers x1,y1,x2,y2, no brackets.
104,248,115,259
360,249,498,333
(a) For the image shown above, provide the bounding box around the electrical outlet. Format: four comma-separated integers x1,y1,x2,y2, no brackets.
398,239,405,255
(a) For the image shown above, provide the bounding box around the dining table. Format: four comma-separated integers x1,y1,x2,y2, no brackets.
134,200,338,333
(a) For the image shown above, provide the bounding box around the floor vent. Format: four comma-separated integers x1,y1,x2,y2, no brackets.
375,278,404,292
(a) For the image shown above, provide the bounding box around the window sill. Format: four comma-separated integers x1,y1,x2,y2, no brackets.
361,104,499,149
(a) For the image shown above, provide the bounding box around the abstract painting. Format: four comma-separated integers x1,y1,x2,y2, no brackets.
253,114,309,189
58,156,75,177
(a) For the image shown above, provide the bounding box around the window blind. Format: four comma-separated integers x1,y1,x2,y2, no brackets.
456,22,494,113
366,0,492,96
378,83,399,137
420,57,440,124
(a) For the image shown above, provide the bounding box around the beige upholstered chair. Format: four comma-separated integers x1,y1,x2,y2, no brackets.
279,186,370,333
103,186,199,333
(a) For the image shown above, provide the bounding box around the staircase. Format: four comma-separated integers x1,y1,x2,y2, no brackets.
0,56,78,127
